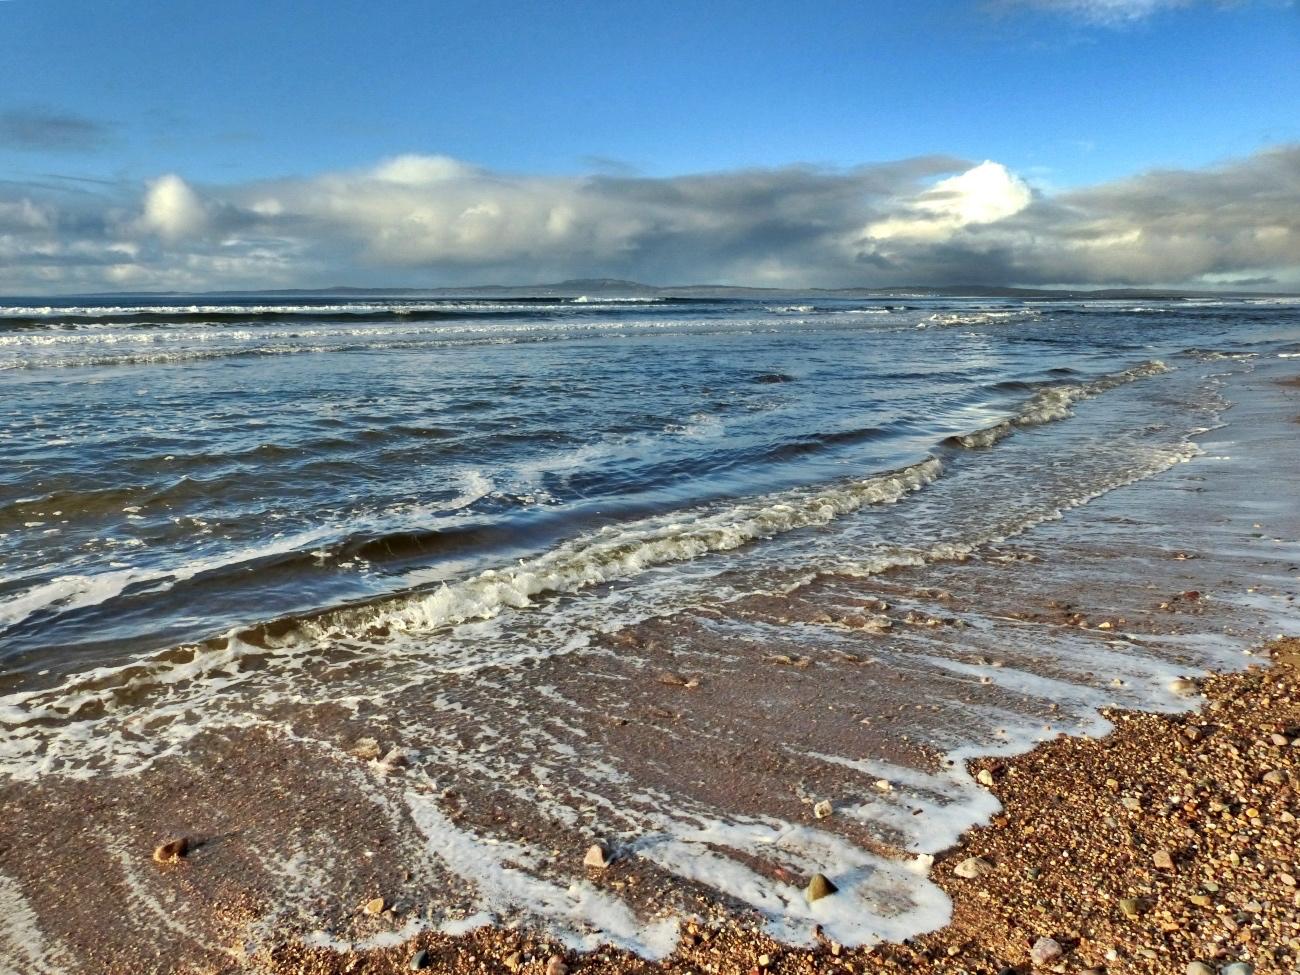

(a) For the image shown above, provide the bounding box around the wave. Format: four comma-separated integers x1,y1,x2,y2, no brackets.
918,309,1042,329
0,357,1176,643
292,457,943,642
767,305,893,316
570,296,669,304
0,305,561,331
0,472,496,633
946,359,1170,448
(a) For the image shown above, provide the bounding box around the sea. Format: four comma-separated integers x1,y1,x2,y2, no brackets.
0,293,1298,967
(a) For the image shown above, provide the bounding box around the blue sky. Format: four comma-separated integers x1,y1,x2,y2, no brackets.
1,0,1298,291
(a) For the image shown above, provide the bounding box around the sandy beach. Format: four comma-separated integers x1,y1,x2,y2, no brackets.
254,638,1299,975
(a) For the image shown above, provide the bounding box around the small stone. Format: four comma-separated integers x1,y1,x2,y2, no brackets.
813,800,833,819
1190,894,1212,907
364,897,385,915
1279,872,1296,887
1097,620,1113,630
1220,964,1254,975
504,952,523,973
409,948,430,971
873,779,892,792
977,769,995,787
1262,770,1284,785
806,873,837,901
1185,963,1214,975
152,837,190,863
1121,796,1141,811
1168,677,1200,696
1119,897,1141,918
953,856,993,879
1270,733,1289,746
1153,849,1175,870
1029,936,1063,965
757,953,771,967
545,954,568,975
351,736,382,760
583,844,610,869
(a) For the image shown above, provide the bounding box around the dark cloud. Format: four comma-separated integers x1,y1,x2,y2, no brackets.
0,107,111,152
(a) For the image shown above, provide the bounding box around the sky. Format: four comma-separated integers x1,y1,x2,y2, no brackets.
1,0,1298,293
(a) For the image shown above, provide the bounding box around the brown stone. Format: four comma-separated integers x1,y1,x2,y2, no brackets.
152,836,190,863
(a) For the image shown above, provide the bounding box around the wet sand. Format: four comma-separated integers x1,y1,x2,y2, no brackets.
154,638,1300,975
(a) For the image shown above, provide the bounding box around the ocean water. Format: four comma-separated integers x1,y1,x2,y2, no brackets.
1,294,1298,965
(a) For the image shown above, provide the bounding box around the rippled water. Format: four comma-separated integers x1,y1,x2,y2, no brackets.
1,293,1298,966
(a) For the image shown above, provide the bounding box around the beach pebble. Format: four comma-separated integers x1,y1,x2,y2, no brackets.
409,948,430,970
1029,936,1063,965
351,737,382,760
977,768,995,787
1119,897,1141,918
1169,677,1200,696
1220,964,1253,975
1153,849,1175,870
805,872,837,902
363,896,385,915
953,856,993,879
583,843,610,869
813,799,833,819
1261,769,1284,785
1185,963,1214,975
545,954,568,975
504,952,522,972
152,837,190,863
1269,732,1289,746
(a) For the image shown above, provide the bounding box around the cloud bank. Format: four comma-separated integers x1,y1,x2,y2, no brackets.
1,145,1298,293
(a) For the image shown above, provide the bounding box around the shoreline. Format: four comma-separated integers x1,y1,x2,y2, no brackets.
257,638,1299,975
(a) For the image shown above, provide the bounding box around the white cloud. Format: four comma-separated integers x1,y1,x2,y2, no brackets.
999,0,1286,25
865,161,1033,242
372,154,478,185
1021,0,1190,21
140,174,207,240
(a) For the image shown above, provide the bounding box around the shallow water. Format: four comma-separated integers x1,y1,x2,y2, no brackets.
0,294,1298,967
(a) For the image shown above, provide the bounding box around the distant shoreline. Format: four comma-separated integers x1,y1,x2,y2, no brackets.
5,281,1300,301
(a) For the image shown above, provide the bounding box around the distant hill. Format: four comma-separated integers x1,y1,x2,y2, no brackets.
59,280,1298,301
